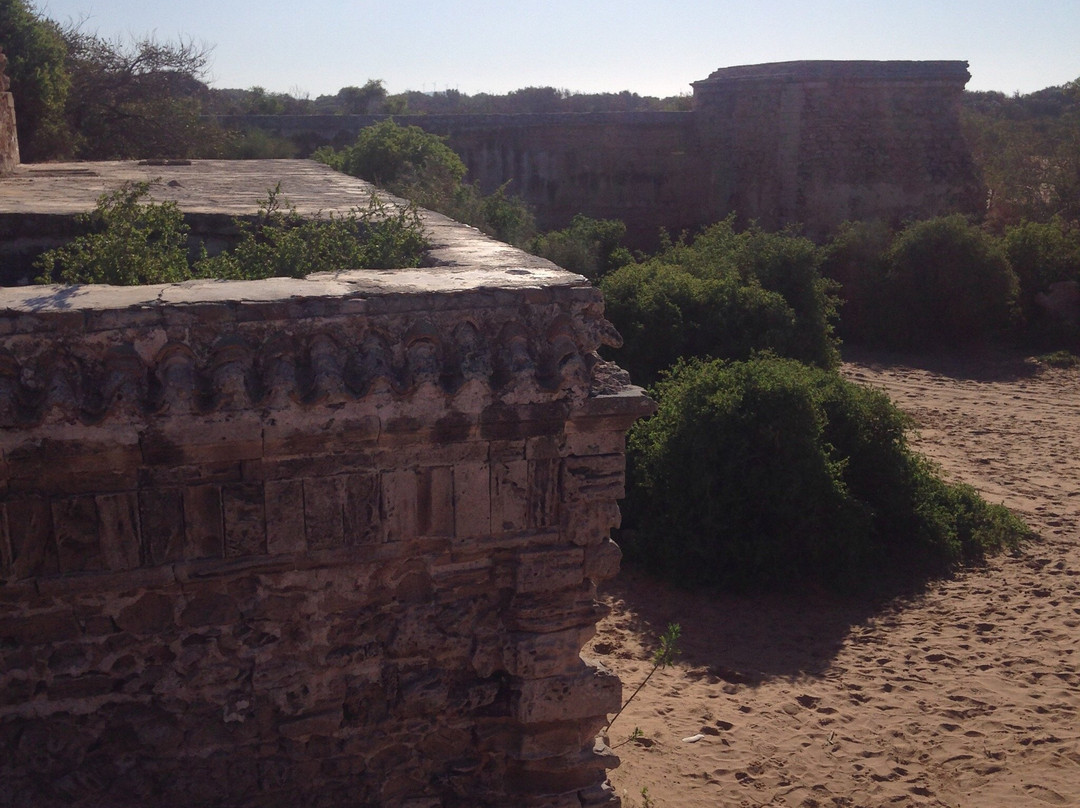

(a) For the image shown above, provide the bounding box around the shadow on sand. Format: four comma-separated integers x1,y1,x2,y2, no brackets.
595,564,931,686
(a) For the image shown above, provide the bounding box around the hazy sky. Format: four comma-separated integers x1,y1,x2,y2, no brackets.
30,0,1080,98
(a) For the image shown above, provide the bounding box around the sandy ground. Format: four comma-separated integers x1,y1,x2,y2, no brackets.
588,349,1080,808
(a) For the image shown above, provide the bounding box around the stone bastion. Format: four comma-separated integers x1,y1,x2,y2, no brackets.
0,160,654,807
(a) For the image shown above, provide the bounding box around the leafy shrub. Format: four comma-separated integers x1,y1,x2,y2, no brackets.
1000,217,1080,343
622,356,1031,592
314,119,467,204
599,218,839,385
197,185,428,279
529,214,633,280
34,182,192,285
878,215,1020,349
820,219,893,343
315,120,537,246
35,181,428,285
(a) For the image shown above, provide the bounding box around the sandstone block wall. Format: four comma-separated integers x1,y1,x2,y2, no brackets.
0,94,15,175
691,61,983,237
0,44,18,175
213,60,982,246
0,239,652,805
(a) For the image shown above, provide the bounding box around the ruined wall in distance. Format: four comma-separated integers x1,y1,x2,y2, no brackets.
214,60,982,245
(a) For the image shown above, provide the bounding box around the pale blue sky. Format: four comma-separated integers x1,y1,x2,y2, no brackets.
30,0,1080,98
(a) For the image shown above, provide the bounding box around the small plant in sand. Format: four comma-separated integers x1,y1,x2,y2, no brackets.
606,622,681,736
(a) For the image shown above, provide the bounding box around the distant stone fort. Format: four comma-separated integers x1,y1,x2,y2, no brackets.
217,60,984,244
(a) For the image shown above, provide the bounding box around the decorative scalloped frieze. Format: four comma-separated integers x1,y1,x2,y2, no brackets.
0,306,620,427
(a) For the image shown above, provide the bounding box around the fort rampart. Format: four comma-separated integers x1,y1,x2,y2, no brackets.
0,162,652,806
214,60,983,244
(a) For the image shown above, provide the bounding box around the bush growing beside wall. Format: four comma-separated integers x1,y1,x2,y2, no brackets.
622,356,1032,593
599,218,839,386
529,214,634,280
314,120,537,246
1001,216,1080,345
823,215,1046,350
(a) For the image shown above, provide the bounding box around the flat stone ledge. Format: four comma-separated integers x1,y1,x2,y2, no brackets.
0,159,589,314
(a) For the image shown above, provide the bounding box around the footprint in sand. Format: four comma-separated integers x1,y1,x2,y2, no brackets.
1024,784,1069,804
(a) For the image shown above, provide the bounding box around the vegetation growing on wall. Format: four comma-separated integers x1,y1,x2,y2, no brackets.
34,182,428,285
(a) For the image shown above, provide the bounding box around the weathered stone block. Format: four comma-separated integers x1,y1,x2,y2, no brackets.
515,665,621,724
304,476,346,550
265,479,305,554
140,488,185,566
222,483,266,557
343,471,380,545
382,468,418,542
184,484,224,559
515,547,585,594
583,538,622,583
492,459,529,533
95,492,141,570
52,495,103,573
453,462,491,539
6,496,58,579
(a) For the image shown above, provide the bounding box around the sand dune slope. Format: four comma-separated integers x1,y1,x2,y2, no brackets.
590,351,1080,808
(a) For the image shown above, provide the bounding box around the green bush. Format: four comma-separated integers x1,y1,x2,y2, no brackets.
879,215,1020,349
314,119,467,204
34,182,192,285
196,185,428,279
315,120,537,246
820,219,893,343
35,182,428,285
599,218,839,386
529,214,632,280
622,356,1032,592
1001,217,1080,342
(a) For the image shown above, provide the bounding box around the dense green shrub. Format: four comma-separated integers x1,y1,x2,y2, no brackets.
529,214,633,280
622,356,1031,592
196,185,427,279
820,219,893,343
880,215,1020,348
314,119,467,204
34,182,192,285
34,182,428,285
315,120,537,246
1001,217,1080,342
599,218,839,385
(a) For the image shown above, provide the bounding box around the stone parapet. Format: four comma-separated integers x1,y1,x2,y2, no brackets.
0,193,653,806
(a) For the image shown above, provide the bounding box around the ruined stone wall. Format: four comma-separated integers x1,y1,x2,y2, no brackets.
691,61,983,237
214,60,981,244
216,112,707,246
0,231,652,805
0,47,19,175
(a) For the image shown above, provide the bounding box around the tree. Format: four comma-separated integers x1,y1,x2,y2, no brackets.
337,80,386,114
60,28,220,159
0,0,73,160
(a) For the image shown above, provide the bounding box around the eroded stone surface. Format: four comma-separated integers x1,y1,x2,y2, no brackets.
0,169,653,807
